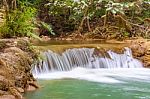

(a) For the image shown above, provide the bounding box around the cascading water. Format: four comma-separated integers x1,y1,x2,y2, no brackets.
27,47,150,99
32,47,143,76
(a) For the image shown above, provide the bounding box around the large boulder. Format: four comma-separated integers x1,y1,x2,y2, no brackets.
0,38,39,98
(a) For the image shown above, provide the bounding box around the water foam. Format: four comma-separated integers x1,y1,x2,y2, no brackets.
34,67,150,83
32,47,147,83
32,47,143,75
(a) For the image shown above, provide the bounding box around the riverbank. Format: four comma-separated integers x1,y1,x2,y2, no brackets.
0,38,39,99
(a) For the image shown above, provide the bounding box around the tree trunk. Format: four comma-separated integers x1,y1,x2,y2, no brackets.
87,18,91,32
77,7,88,34
77,0,93,33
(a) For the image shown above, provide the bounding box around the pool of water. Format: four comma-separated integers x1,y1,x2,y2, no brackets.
24,68,150,99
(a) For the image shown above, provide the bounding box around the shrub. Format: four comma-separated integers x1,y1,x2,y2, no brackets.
0,1,40,39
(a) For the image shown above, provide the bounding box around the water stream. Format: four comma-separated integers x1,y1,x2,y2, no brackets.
32,47,143,76
24,70,150,99
25,42,150,99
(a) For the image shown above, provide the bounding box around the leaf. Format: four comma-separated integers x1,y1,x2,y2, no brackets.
27,32,42,40
41,22,55,35
106,7,113,11
111,9,116,14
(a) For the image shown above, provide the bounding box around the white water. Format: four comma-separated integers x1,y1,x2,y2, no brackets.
31,47,148,83
34,68,150,83
32,47,143,75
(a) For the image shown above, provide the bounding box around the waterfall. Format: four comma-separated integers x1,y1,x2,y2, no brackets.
32,47,143,76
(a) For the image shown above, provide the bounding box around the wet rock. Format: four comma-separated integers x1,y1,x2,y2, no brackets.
26,85,37,92
28,81,39,89
0,95,15,99
26,81,39,92
141,55,150,67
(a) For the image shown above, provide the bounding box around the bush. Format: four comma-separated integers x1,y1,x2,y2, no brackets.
0,2,40,39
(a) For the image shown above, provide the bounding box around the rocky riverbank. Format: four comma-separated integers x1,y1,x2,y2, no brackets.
0,38,39,99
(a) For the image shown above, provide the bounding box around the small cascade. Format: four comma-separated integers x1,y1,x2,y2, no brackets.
32,47,143,75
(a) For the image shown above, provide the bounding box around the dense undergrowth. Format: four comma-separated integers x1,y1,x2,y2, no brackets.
0,0,150,40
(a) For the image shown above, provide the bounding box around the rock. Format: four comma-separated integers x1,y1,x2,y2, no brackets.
0,38,39,99
66,38,72,41
0,95,16,99
130,39,147,57
16,87,24,93
0,59,6,67
146,48,150,55
9,87,23,99
28,81,39,88
0,75,9,91
141,55,150,67
41,36,51,41
0,90,9,95
4,47,25,55
26,85,37,91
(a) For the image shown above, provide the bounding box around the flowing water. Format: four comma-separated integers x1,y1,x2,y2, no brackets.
25,42,150,99
32,47,142,75
24,68,150,99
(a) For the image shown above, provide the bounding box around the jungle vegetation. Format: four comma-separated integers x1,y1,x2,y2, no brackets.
0,0,149,40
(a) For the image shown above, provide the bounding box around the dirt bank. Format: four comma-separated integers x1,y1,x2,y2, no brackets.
0,38,39,99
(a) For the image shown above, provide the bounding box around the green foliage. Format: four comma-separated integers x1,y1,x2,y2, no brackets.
41,22,55,35
1,0,149,39
106,1,126,15
0,1,40,39
142,1,150,18
43,0,110,31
